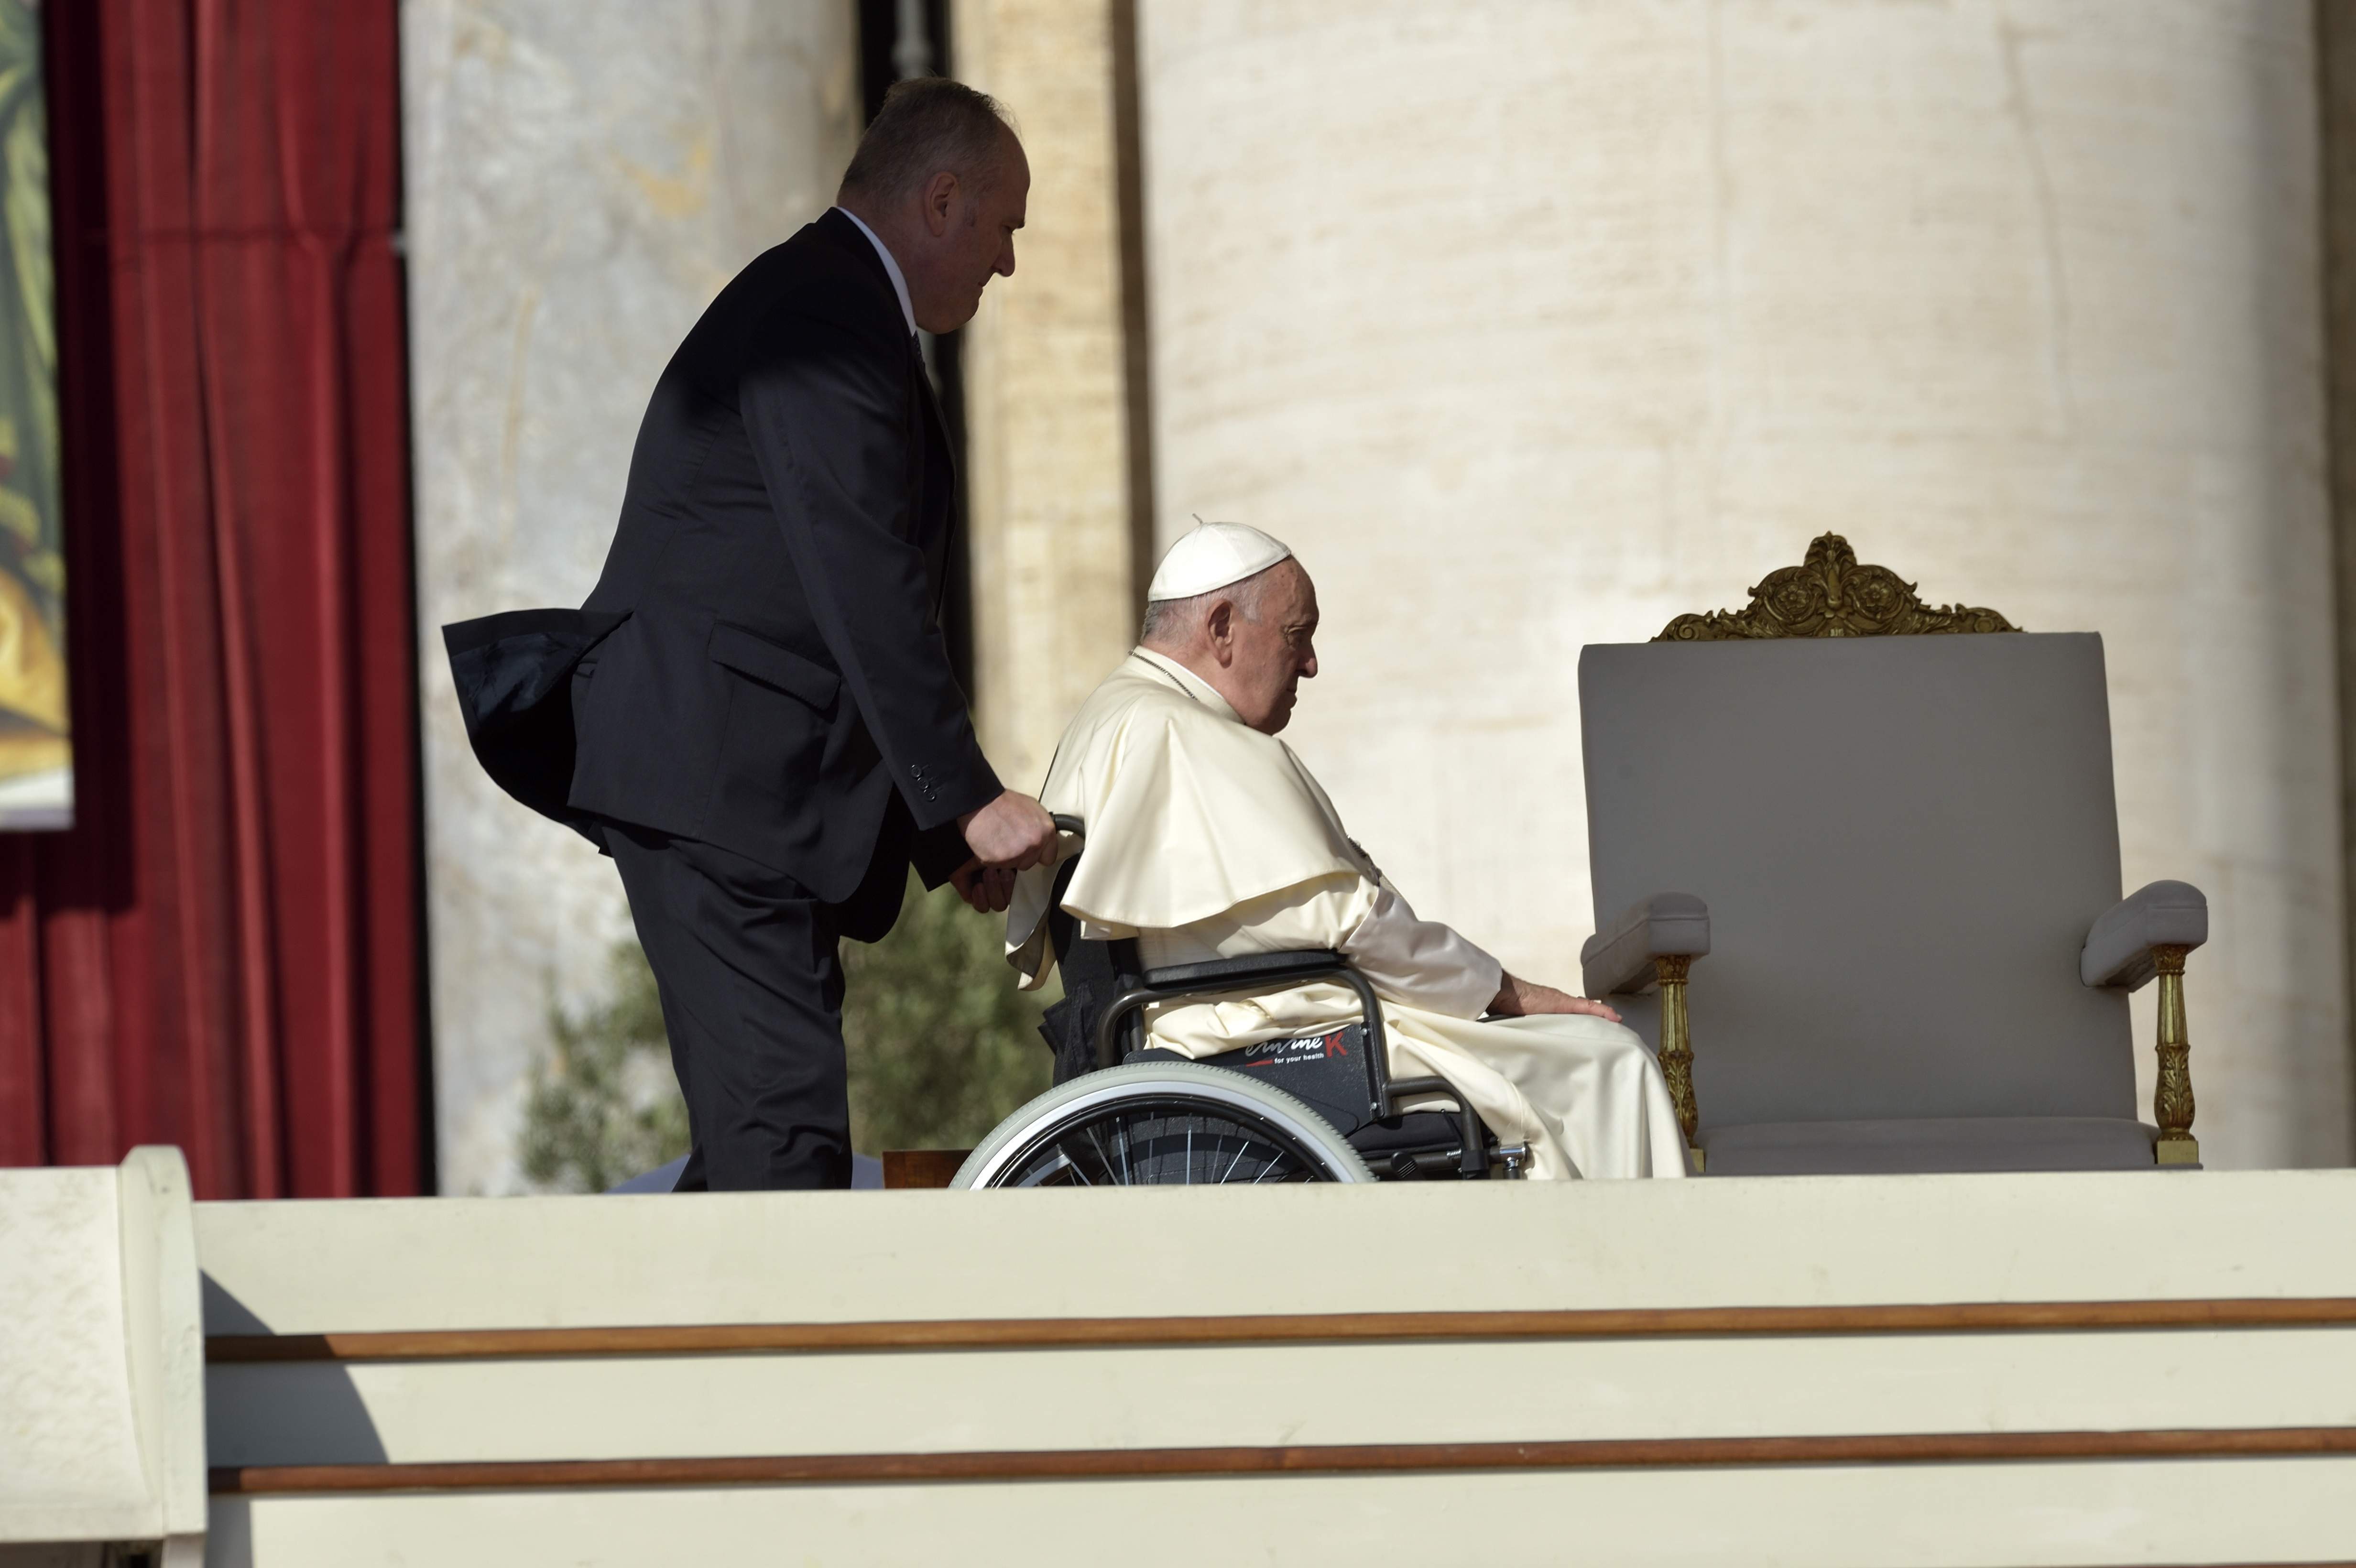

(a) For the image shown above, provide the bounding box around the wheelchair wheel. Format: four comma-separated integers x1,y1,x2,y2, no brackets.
953,1063,1376,1187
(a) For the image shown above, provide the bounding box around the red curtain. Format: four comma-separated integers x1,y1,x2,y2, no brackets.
0,0,425,1198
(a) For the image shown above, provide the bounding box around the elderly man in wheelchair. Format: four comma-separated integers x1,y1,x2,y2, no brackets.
952,523,1688,1188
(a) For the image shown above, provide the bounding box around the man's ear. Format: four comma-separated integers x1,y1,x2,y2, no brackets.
1205,598,1236,665
922,171,959,237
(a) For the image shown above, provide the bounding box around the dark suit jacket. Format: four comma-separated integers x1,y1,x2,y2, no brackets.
449,209,999,936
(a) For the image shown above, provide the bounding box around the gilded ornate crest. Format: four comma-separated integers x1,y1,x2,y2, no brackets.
1655,534,2018,642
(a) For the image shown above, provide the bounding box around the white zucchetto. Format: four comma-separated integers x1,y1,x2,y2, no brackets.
1145,520,1295,602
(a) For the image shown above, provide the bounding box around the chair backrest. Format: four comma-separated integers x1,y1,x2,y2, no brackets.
1578,630,2135,1129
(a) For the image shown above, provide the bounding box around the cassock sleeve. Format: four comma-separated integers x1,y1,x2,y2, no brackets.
1162,871,1505,1020
1338,880,1505,1019
740,308,1000,833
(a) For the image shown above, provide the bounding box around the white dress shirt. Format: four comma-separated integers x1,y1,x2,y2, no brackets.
833,205,917,338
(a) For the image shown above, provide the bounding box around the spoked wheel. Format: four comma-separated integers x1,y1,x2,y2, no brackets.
953,1063,1375,1187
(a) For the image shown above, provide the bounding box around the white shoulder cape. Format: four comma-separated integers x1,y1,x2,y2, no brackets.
1005,649,1365,985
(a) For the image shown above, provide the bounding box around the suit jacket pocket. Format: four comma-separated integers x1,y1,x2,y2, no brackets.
707,621,841,711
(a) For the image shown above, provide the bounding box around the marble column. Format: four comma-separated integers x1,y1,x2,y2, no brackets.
1138,0,2349,1166
402,0,859,1192
2318,0,2356,1177
952,0,1145,793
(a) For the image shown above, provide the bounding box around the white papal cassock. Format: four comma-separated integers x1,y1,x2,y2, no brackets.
1006,647,1688,1181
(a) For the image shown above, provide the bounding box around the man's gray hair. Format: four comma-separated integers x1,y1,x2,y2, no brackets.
1139,566,1276,644
838,77,1016,204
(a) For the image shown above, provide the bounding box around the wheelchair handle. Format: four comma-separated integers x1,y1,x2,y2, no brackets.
1051,814,1085,837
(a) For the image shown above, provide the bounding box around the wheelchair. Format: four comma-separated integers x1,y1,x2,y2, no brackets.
952,819,1529,1187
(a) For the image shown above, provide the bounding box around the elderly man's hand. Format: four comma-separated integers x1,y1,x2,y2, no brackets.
949,859,1016,914
960,789,1057,870
1488,972,1622,1024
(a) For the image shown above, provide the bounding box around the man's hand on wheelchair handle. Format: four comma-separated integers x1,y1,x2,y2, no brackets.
1489,972,1622,1024
949,859,1017,914
959,789,1058,871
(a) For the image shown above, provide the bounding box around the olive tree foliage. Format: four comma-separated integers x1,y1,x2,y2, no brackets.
520,875,1054,1191
518,942,687,1195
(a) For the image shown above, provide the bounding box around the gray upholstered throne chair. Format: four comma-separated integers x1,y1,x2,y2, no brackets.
1578,535,2206,1176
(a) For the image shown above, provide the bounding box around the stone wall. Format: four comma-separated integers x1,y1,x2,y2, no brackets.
402,0,859,1192
1137,0,2349,1167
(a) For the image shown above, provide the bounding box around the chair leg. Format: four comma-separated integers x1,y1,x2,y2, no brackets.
2152,944,2199,1165
1655,954,1700,1170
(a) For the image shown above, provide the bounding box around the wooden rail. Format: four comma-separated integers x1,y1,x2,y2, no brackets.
205,1296,2356,1363
208,1425,2356,1494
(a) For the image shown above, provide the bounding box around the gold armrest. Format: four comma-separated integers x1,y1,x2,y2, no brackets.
1654,954,1703,1173
2152,944,2199,1165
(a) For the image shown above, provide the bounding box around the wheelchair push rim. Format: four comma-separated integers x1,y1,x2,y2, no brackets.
953,1064,1376,1187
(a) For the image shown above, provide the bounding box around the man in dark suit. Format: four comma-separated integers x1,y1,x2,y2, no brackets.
463,78,1057,1191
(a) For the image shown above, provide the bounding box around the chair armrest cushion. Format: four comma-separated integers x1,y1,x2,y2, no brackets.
1580,894,1710,997
2080,880,2208,990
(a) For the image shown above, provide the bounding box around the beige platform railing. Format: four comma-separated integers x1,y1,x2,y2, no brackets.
0,1147,207,1567
185,1170,2356,1565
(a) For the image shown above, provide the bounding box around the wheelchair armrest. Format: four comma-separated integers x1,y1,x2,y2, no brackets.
1580,893,1710,998
1111,951,1483,1167
2080,881,2208,990
1141,949,1348,991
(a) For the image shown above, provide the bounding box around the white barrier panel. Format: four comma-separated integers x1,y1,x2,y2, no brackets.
197,1172,2356,1566
1,1148,206,1566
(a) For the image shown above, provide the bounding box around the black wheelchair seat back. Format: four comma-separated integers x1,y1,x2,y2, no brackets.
1036,844,1142,1086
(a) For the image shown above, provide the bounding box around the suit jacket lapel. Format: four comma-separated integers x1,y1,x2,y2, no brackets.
909,334,956,625
823,212,954,543
916,344,952,459
826,213,958,624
